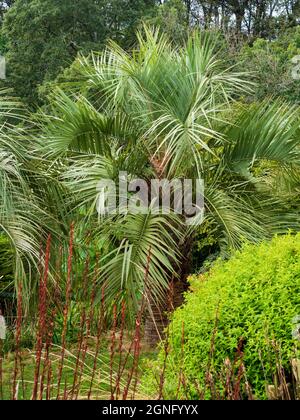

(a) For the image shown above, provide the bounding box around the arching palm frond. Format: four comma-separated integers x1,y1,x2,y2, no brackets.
40,91,137,158
97,211,183,315
72,27,252,178
0,90,65,308
225,100,300,171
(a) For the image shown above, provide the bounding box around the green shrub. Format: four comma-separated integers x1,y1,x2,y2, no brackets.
144,233,300,399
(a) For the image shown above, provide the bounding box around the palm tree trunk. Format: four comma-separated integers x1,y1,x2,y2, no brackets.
144,238,193,347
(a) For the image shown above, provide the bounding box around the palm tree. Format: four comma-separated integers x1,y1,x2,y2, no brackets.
40,28,300,345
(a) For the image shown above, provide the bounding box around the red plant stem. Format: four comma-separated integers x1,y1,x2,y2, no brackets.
20,357,26,400
12,284,22,400
223,358,233,398
56,222,74,400
233,362,245,400
114,338,135,398
110,304,118,400
224,337,244,399
0,335,3,400
123,315,142,400
123,247,152,400
158,329,170,400
245,376,253,400
115,300,126,400
46,360,52,401
39,298,57,400
32,234,51,400
74,258,98,400
70,256,90,399
39,279,60,400
132,248,153,399
55,246,63,310
87,285,105,400
63,377,68,400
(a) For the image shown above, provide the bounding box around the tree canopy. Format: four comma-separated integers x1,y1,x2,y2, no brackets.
1,0,156,105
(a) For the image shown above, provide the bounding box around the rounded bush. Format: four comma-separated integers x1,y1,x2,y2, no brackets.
144,234,300,399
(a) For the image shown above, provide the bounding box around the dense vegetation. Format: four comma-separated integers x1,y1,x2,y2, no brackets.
1,1,300,106
0,0,299,400
1,0,156,105
143,234,300,399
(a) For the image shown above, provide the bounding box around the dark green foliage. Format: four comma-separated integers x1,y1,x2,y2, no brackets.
2,1,300,106
146,0,188,44
1,0,155,106
0,234,13,286
144,233,300,399
0,233,14,308
238,26,300,103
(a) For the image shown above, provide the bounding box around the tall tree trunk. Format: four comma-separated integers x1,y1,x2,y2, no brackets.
184,0,192,24
235,10,244,33
144,278,189,347
253,0,266,37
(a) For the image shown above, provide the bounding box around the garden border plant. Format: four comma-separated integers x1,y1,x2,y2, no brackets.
143,233,300,399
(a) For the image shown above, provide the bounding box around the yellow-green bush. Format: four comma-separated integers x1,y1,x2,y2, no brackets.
144,234,300,399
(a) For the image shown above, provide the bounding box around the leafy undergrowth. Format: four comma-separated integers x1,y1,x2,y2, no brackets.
2,230,300,400
142,234,300,400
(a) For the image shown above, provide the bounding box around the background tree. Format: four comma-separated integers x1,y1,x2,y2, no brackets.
181,0,300,36
147,0,189,43
1,1,300,108
238,26,300,103
1,0,156,106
